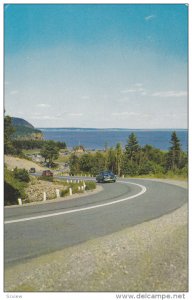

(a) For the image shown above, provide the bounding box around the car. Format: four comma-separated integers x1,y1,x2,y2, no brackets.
96,171,117,183
42,170,53,177
29,167,36,173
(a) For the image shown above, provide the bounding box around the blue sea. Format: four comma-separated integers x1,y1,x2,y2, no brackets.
38,128,188,152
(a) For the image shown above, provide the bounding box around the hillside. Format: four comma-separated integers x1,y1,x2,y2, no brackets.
5,155,45,172
11,117,43,140
12,117,34,129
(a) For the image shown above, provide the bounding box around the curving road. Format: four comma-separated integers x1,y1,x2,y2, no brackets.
4,178,187,266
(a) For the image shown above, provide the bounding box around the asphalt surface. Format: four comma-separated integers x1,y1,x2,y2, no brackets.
4,178,187,267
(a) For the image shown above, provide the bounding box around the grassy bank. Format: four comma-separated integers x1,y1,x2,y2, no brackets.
127,173,188,181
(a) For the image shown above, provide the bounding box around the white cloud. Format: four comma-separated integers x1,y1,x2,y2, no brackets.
120,84,147,96
68,113,83,117
152,90,187,98
31,115,59,120
145,15,156,21
10,90,19,95
80,96,90,100
117,97,130,103
134,83,143,87
120,89,137,94
36,103,51,108
111,112,140,117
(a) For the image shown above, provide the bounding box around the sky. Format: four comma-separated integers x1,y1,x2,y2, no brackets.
4,3,188,128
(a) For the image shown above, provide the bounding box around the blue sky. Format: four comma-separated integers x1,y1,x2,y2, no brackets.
4,4,188,128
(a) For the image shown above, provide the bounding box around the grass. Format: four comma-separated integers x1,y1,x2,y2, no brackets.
22,149,41,155
125,173,188,181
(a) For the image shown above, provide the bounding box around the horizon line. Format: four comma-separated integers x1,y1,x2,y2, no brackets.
37,127,188,130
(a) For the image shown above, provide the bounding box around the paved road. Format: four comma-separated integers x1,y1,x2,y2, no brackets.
4,178,187,266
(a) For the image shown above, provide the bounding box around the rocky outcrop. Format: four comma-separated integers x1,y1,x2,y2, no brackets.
25,178,66,203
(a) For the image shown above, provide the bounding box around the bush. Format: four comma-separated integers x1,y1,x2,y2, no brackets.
85,181,96,190
4,168,28,205
4,181,21,206
60,188,70,197
139,161,155,175
71,184,81,194
122,162,139,176
13,167,30,182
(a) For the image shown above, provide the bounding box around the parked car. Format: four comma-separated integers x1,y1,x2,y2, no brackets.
29,167,36,173
42,170,53,177
96,171,117,183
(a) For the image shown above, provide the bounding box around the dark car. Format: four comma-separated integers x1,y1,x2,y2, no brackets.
42,170,53,177
96,171,116,183
29,167,36,173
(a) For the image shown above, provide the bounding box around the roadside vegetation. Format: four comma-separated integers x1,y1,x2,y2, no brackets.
69,132,188,179
4,166,96,205
4,166,29,205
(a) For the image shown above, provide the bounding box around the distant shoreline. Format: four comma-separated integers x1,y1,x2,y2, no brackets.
38,128,188,131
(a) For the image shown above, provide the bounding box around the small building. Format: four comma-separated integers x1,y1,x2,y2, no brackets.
73,145,85,154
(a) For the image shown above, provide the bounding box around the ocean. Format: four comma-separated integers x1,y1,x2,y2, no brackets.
38,128,188,152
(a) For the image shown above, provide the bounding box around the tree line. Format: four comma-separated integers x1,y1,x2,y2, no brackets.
13,139,66,151
69,132,187,177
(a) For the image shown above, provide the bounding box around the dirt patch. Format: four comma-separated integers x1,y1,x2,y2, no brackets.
4,155,45,172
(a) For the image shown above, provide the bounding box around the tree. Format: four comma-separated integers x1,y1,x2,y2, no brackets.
141,144,165,166
4,116,15,154
40,141,59,167
106,148,116,172
115,143,123,176
125,133,141,163
69,154,80,175
91,152,106,176
79,154,94,173
166,131,182,171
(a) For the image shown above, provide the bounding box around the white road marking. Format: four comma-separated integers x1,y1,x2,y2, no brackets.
4,181,147,225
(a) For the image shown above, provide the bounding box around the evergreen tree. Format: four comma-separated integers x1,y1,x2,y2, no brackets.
125,132,140,163
115,142,123,176
106,148,116,172
166,131,182,170
121,133,141,176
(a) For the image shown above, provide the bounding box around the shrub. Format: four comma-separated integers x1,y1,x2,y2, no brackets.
4,181,21,206
13,167,30,182
139,161,155,175
4,168,28,205
71,184,80,194
60,189,69,197
85,181,96,190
